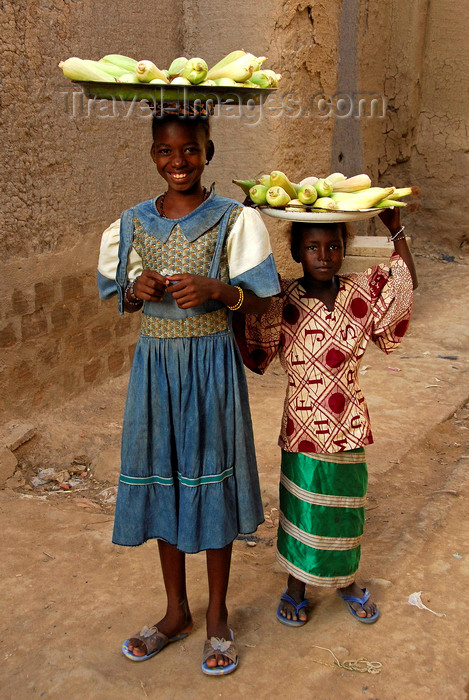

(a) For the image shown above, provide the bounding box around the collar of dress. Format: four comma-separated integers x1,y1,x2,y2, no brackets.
133,186,238,243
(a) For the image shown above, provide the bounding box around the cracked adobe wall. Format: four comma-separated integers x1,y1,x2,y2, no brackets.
358,0,469,250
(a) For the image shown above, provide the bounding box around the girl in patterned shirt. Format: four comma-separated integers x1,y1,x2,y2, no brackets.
97,109,280,673
235,208,417,625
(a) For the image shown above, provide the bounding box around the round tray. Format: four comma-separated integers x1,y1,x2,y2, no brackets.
259,207,382,223
72,81,277,105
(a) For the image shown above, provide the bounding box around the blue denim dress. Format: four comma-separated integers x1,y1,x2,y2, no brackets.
99,192,280,553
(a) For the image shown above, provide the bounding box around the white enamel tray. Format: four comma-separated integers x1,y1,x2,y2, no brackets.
259,207,382,223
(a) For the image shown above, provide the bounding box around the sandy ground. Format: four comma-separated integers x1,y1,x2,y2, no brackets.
1,255,469,700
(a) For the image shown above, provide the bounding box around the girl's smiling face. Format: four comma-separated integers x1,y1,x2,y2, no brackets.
296,225,345,283
151,119,214,194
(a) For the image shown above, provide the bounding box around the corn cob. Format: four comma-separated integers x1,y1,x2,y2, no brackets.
375,198,407,208
266,186,291,207
207,50,247,78
387,186,420,200
248,70,272,88
214,78,239,86
314,178,333,198
313,197,338,210
339,187,395,210
100,54,139,73
297,185,318,205
136,60,169,83
251,55,268,72
182,57,208,84
270,171,297,200
168,57,188,79
232,179,257,196
92,59,129,78
117,72,141,83
170,77,192,85
199,79,217,86
285,199,307,212
261,69,282,86
325,172,346,185
207,54,256,82
330,192,355,205
257,174,272,188
299,176,318,187
249,185,268,205
149,78,168,85
59,57,117,82
332,174,372,193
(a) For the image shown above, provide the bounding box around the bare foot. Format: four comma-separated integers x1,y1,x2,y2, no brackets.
278,575,308,623
337,582,377,619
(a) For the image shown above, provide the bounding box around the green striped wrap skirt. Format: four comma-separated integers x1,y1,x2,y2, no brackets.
277,448,367,588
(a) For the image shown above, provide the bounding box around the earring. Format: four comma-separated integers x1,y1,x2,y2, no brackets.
205,160,210,165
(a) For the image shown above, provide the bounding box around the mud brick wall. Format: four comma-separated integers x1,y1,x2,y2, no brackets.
1,0,467,418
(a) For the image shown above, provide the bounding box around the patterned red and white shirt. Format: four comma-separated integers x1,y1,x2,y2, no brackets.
235,254,413,454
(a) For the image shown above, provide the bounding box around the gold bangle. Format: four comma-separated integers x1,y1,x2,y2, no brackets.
227,286,244,311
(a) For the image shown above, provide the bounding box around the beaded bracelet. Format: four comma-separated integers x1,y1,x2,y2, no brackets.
388,225,406,242
227,286,244,311
125,279,143,307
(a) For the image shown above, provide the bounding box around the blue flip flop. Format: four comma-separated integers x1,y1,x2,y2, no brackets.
122,625,189,661
202,629,239,676
277,589,309,627
339,587,379,624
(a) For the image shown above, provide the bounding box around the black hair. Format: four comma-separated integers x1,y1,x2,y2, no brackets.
151,113,211,143
290,220,354,261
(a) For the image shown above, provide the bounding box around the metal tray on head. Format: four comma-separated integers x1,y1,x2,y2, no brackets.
73,81,277,105
259,207,383,223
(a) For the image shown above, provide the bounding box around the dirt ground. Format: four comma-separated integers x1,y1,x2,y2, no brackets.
1,254,468,700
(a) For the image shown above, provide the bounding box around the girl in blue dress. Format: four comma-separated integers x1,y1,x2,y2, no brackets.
97,107,280,675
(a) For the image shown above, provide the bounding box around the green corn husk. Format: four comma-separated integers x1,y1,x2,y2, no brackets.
199,79,217,86
270,171,297,200
325,172,346,185
93,59,129,78
249,185,269,205
182,57,208,84
339,187,394,210
314,178,333,198
59,57,117,82
297,185,318,205
117,72,141,83
313,197,338,210
100,54,139,73
232,178,257,196
214,77,239,86
251,55,267,72
387,186,420,200
208,54,256,82
135,60,169,83
248,70,272,88
330,192,356,205
299,176,318,187
261,69,282,86
207,50,247,77
285,199,307,212
266,186,291,207
375,198,407,208
257,174,272,188
149,78,168,85
170,76,192,85
168,56,188,79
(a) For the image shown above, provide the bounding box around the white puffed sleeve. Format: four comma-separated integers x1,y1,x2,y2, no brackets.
226,207,280,297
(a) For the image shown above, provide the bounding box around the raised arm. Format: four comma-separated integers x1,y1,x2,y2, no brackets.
378,208,418,289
